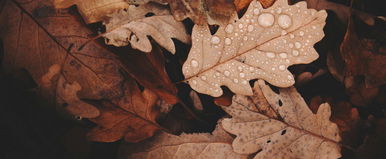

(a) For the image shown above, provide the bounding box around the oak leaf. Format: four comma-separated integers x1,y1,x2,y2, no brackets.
127,0,236,25
0,0,125,117
87,79,160,142
182,0,327,97
103,3,190,54
54,0,129,23
220,80,341,159
119,126,248,159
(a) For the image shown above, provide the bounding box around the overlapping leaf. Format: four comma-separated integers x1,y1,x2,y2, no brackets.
119,126,248,159
220,80,341,159
182,0,327,97
54,0,129,23
103,3,190,53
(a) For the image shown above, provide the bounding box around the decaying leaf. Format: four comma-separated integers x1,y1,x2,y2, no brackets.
0,0,125,116
119,126,248,159
326,14,386,106
220,80,341,159
127,0,236,25
54,0,129,23
118,45,178,104
182,0,327,97
103,3,190,54
56,77,100,118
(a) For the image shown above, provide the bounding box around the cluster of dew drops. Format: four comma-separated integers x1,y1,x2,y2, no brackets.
188,1,320,89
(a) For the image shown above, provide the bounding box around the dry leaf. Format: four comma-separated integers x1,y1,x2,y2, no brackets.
119,126,248,159
103,3,190,53
56,77,100,118
166,0,235,25
220,80,341,159
182,0,327,97
117,45,178,104
127,0,236,25
327,14,386,106
54,0,129,23
0,0,125,117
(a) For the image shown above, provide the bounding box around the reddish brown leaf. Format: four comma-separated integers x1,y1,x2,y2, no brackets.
118,45,178,104
167,0,235,25
88,79,161,142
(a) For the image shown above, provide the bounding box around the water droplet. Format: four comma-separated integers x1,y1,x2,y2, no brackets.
192,80,197,84
279,65,286,70
299,31,304,36
278,14,292,29
239,72,245,78
312,26,317,29
287,75,293,80
292,50,299,56
237,66,243,71
266,52,275,58
191,59,198,67
224,70,230,76
215,72,220,76
238,23,243,29
295,42,301,48
272,67,276,71
290,34,295,39
279,53,287,58
289,43,294,48
247,25,254,32
276,8,282,14
281,30,287,35
249,67,254,71
233,79,239,83
201,76,207,80
258,13,275,27
243,37,248,41
225,38,232,45
242,80,248,85
253,8,260,15
225,24,234,33
211,36,220,44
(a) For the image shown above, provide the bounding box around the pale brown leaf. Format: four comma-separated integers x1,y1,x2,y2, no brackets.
54,0,129,23
103,3,190,53
220,80,341,159
182,0,327,97
119,126,249,159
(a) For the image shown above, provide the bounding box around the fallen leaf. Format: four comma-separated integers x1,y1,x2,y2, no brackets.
220,80,341,159
182,0,327,97
117,45,178,104
119,126,249,159
127,0,236,25
56,76,100,118
103,3,190,53
327,14,386,106
87,78,161,142
54,0,129,23
0,0,125,116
